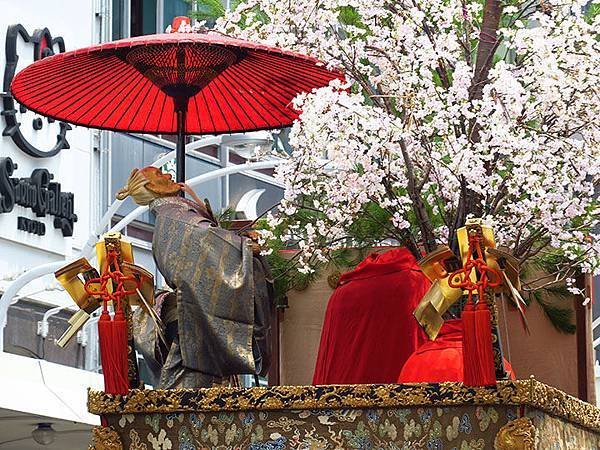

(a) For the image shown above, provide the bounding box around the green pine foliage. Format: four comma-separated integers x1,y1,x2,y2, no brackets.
520,252,578,334
528,286,576,335
216,207,237,229
585,2,600,25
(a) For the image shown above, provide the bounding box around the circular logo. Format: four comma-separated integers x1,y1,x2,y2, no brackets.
2,24,70,158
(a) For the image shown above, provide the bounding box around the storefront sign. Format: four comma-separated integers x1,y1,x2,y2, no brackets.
17,216,45,235
1,24,70,158
0,157,77,236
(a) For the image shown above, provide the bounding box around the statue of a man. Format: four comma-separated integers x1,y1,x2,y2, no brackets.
117,167,273,389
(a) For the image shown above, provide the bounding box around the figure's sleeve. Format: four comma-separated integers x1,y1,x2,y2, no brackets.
252,255,274,377
150,198,256,377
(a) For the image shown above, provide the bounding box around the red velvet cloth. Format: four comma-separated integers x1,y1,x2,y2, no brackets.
398,319,516,383
312,248,430,385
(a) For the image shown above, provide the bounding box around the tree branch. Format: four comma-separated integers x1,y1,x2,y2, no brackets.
399,138,437,253
463,0,504,218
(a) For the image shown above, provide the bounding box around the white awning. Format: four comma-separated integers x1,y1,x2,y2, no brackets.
0,352,102,425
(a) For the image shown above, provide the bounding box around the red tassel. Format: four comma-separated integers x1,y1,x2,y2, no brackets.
111,303,130,395
463,299,496,386
98,308,116,394
473,301,496,385
98,302,129,395
461,300,479,385
86,249,134,396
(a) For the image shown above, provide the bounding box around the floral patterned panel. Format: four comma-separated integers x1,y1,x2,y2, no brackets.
528,411,600,450
106,405,519,449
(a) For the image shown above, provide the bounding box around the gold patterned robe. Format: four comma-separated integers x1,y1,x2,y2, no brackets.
137,196,272,388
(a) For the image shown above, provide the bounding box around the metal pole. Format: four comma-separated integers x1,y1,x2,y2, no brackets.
176,108,186,184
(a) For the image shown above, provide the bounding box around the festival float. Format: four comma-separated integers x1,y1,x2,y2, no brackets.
8,0,600,447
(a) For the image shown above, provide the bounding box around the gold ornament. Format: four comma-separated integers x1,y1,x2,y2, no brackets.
494,417,536,450
327,271,341,289
414,219,528,342
414,245,463,339
116,167,180,204
88,426,123,450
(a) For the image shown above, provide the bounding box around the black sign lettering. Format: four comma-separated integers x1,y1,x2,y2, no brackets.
0,157,76,236
17,216,46,235
0,157,16,212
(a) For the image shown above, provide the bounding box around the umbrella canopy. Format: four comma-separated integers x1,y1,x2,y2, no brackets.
11,32,342,135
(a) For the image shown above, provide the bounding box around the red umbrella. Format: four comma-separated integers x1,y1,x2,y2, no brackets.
11,28,342,181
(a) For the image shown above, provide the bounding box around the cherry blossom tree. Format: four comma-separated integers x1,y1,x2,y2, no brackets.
199,0,600,294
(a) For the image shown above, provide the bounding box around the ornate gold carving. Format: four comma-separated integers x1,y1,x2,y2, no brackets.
88,426,123,450
525,376,600,433
88,380,600,433
494,417,536,450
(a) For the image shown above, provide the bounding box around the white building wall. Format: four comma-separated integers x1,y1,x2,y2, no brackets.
0,3,106,445
0,0,97,307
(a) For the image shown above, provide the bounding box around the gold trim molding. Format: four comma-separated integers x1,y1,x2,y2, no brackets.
88,378,600,432
88,426,123,450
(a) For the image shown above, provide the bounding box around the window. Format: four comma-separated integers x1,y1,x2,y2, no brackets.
112,0,191,40
163,0,191,31
131,0,157,37
112,0,127,39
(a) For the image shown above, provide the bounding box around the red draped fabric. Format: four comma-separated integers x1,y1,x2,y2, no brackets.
312,248,430,385
398,319,516,383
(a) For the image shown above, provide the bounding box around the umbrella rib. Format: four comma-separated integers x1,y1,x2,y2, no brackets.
258,53,338,86
71,67,148,125
14,53,104,85
89,75,146,128
190,95,205,134
154,94,169,134
265,52,342,80
233,59,300,103
231,63,293,106
205,83,232,133
101,72,154,129
15,56,124,106
16,54,123,97
227,62,297,109
231,63,298,121
22,58,131,117
219,66,284,126
217,73,262,129
254,56,336,91
141,84,162,132
219,75,259,129
209,77,251,130
128,79,158,130
240,56,320,101
197,90,216,133
50,63,135,122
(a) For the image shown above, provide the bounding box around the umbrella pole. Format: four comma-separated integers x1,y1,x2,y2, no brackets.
176,107,186,184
